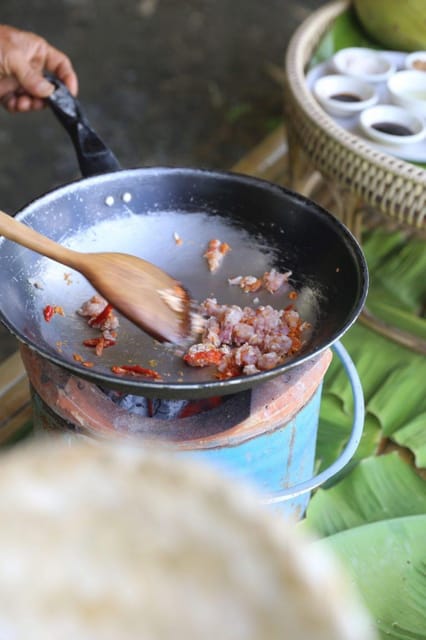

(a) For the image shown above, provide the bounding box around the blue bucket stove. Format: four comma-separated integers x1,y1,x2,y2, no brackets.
23,341,364,520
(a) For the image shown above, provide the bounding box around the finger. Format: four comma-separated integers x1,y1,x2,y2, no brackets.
15,95,45,112
2,94,46,113
14,94,32,112
30,98,46,111
6,50,54,98
0,76,20,99
0,93,18,112
45,46,78,96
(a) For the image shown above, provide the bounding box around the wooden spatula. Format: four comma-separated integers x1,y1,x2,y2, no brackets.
0,209,198,344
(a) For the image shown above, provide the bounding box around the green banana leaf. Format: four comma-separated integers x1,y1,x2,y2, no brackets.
309,8,377,68
318,322,426,470
315,393,380,474
318,225,426,469
303,454,426,639
392,413,426,468
319,515,426,640
361,227,408,273
364,227,426,302
304,453,426,536
366,297,426,342
364,230,426,328
360,226,426,341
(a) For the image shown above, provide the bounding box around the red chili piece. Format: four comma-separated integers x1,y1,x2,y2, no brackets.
43,305,64,321
83,337,116,356
43,305,55,322
111,364,163,381
88,303,113,328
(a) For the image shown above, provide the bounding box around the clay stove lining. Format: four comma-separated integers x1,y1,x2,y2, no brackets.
21,345,332,449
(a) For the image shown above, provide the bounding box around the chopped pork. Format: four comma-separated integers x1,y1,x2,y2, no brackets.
203,239,231,272
229,268,292,294
77,295,120,352
184,297,307,378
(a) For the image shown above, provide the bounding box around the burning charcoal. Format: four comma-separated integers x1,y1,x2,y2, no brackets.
101,387,188,420
150,399,190,420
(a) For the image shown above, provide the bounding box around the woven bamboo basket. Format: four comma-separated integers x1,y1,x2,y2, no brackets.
284,0,425,232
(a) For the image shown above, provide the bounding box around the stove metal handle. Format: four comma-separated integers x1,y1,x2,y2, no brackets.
262,340,364,504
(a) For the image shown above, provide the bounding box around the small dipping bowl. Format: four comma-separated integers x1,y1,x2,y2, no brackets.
359,104,426,146
405,51,426,72
387,70,426,119
313,74,378,117
333,47,395,83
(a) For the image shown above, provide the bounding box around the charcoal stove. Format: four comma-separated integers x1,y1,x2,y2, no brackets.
20,341,364,520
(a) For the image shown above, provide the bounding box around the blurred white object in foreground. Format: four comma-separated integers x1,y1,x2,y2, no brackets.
0,441,377,640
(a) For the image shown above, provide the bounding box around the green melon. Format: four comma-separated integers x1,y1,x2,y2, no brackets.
354,0,426,52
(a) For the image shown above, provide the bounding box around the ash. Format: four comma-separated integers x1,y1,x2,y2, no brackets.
103,389,189,420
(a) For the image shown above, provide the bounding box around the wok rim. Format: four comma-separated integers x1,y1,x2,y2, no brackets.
0,166,369,399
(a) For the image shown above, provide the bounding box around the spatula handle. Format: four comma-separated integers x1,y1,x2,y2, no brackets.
0,209,80,270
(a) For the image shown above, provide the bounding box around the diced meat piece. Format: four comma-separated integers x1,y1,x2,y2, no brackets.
228,275,263,293
219,306,244,344
229,269,292,295
173,232,183,245
78,297,118,333
256,352,281,370
77,295,108,318
262,333,292,353
78,295,119,352
184,291,307,379
234,344,261,367
232,322,255,346
263,269,292,293
283,308,300,329
203,239,231,272
201,297,224,317
223,306,244,326
204,317,222,348
242,363,260,376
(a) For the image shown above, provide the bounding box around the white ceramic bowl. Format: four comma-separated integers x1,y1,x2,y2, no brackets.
405,51,426,72
332,47,395,83
359,104,426,146
387,70,426,119
313,74,378,117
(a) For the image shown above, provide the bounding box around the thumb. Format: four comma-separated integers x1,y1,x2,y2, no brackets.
7,52,54,98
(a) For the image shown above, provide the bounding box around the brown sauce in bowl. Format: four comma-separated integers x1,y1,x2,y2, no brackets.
371,121,414,136
330,92,362,102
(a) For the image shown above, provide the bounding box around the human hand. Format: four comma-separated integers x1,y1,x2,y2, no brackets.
0,24,78,113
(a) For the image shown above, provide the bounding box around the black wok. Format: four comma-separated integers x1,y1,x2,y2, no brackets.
0,79,368,399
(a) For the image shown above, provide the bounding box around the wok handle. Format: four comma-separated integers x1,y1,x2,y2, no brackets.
45,73,121,177
262,341,365,504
